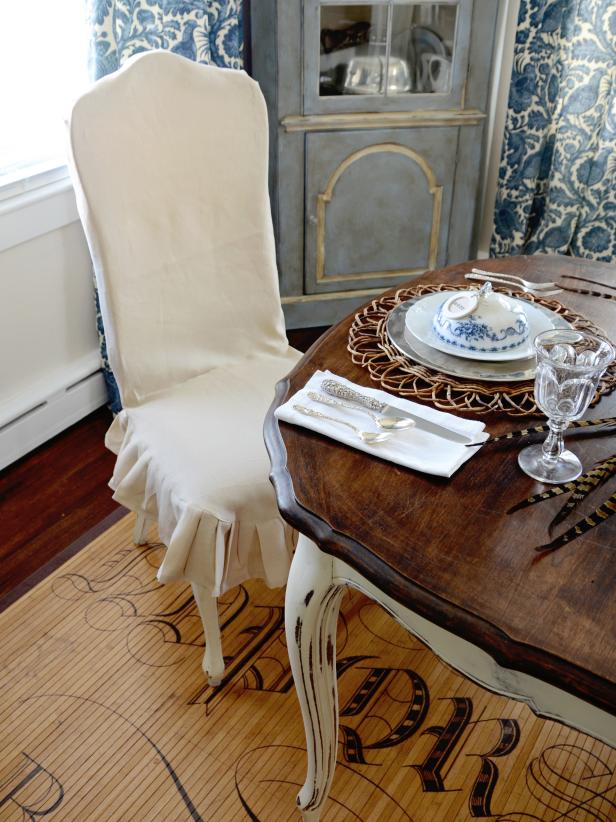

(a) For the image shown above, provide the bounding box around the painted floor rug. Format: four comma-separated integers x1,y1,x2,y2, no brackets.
1,514,614,821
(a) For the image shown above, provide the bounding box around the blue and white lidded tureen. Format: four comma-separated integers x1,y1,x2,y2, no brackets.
431,282,530,354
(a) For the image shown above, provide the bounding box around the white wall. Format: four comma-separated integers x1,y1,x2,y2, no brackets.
0,221,96,399
0,183,106,469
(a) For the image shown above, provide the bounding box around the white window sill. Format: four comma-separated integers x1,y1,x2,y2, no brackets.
0,165,80,254
0,161,72,201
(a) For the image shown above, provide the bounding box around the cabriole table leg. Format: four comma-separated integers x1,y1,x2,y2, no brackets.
285,534,345,820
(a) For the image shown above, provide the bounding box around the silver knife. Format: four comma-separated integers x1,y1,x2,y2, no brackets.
320,379,473,444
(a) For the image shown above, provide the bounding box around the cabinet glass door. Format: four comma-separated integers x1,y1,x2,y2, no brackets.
319,5,390,97
320,3,457,98
305,0,471,114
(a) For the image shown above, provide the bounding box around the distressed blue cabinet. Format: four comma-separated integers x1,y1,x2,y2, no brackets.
251,0,498,327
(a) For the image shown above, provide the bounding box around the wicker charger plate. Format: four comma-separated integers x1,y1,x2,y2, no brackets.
347,283,616,416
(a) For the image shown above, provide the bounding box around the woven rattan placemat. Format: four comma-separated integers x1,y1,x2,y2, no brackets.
348,284,616,417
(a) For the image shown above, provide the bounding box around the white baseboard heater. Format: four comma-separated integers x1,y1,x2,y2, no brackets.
0,358,107,471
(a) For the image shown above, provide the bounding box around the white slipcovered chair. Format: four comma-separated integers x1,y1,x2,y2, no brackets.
68,50,301,684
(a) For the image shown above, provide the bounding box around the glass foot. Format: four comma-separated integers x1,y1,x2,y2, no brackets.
518,444,582,484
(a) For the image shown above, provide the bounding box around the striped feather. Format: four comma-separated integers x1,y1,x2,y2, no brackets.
562,274,616,291
549,456,616,532
561,284,616,301
488,424,548,443
509,455,616,516
482,418,616,446
536,490,616,553
508,483,576,514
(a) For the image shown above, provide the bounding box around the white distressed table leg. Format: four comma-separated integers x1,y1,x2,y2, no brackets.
285,534,345,821
191,583,224,685
133,511,149,545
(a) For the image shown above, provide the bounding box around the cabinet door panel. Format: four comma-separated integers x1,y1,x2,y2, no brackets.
304,0,473,115
305,128,457,293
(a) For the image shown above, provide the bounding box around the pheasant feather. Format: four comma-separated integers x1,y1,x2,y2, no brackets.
536,490,616,553
562,274,616,292
508,483,575,514
560,284,616,302
509,453,616,553
548,456,616,532
477,417,616,446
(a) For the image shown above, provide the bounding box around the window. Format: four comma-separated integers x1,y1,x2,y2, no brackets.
0,2,90,192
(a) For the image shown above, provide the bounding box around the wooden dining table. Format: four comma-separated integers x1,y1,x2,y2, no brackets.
264,255,616,821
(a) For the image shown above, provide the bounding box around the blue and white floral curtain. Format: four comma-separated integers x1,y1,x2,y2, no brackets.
88,0,243,80
491,0,616,261
86,0,244,412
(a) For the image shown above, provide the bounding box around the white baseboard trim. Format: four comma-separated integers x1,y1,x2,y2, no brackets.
0,369,107,470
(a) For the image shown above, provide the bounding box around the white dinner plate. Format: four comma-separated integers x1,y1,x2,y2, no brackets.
387,299,572,382
404,292,568,362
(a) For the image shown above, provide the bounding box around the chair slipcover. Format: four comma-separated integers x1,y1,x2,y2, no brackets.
69,51,300,595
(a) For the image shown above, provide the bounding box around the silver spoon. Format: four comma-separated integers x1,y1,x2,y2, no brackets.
293,405,392,445
307,391,415,431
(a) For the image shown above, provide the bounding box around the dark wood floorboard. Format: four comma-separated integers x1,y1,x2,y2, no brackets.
0,408,118,599
0,326,328,598
289,326,329,354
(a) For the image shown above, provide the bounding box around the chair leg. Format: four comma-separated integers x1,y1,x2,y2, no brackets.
191,582,225,685
133,511,149,545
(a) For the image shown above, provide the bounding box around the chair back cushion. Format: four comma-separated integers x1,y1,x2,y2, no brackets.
69,51,289,406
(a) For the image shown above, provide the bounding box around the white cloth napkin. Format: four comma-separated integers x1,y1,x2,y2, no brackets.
275,370,488,478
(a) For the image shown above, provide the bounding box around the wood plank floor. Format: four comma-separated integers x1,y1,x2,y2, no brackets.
0,327,327,600
1,513,614,821
0,408,118,599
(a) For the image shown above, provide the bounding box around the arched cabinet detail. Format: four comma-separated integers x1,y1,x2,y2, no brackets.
315,142,443,284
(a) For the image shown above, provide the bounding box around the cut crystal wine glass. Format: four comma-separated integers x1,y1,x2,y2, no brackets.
518,329,615,484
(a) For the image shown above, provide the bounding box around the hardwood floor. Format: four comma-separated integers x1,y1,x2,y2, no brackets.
0,408,118,599
0,326,328,599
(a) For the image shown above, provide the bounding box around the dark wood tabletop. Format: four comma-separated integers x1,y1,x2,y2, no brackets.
266,255,616,717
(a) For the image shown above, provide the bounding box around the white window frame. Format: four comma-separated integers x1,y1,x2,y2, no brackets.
0,167,79,255
0,162,71,204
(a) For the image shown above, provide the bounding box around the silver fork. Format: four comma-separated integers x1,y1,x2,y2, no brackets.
469,267,559,291
465,271,563,297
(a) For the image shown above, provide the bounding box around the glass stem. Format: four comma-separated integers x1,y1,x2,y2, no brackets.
542,419,568,463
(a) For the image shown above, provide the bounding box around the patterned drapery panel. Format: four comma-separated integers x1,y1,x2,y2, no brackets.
491,0,616,261
86,0,244,412
88,0,243,80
